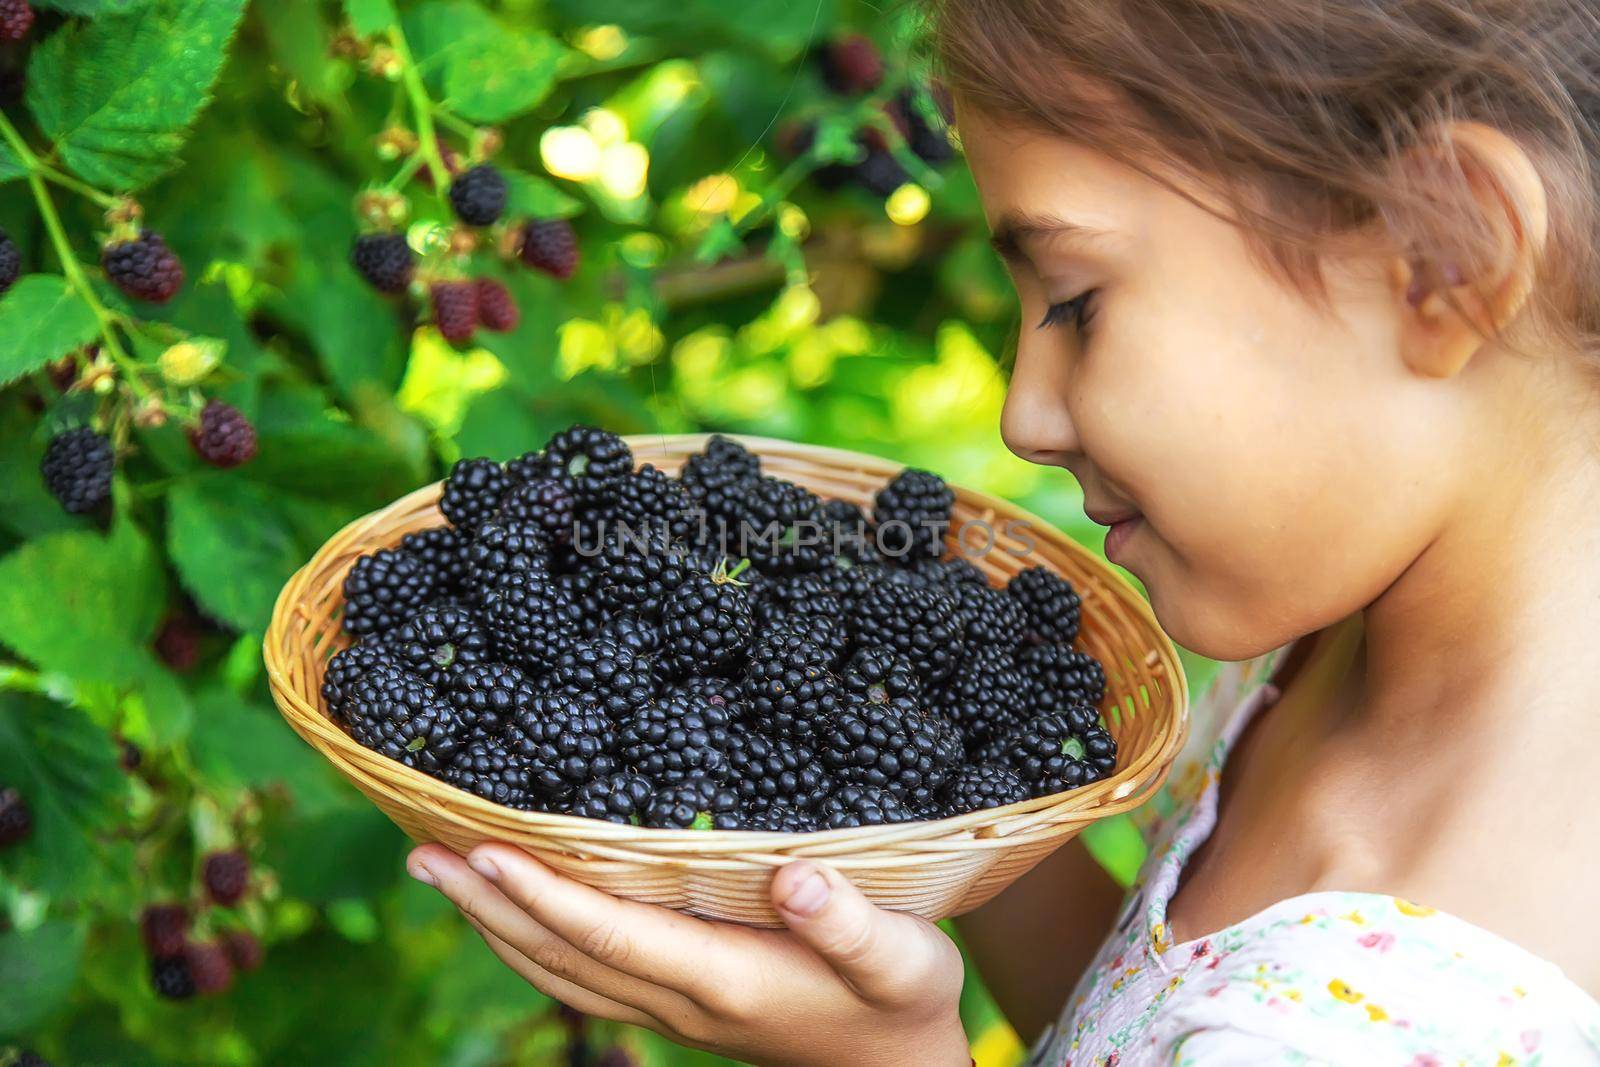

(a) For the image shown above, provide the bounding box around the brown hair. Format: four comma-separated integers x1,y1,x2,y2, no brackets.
913,0,1600,353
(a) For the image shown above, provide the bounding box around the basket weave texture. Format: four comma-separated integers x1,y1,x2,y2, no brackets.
265,434,1189,927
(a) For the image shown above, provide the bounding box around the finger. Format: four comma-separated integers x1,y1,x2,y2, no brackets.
770,861,960,1005
463,915,662,1031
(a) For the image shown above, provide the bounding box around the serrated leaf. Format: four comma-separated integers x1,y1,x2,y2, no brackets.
0,918,86,1035
405,1,567,124
344,0,395,35
503,169,582,219
0,275,100,387
26,0,249,191
166,477,307,633
188,687,350,817
33,0,154,13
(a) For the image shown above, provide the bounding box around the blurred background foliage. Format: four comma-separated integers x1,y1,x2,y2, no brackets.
0,0,1219,1063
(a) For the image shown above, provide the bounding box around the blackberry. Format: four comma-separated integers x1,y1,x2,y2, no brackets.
389,605,493,689
819,33,883,95
1008,567,1082,645
514,426,633,506
444,661,538,737
732,476,828,574
818,696,962,799
548,637,657,717
952,581,1028,647
343,664,466,772
221,930,264,972
151,954,196,1000
321,640,397,718
0,0,33,41
935,644,1034,750
725,726,831,810
469,277,518,332
617,691,733,784
942,764,1030,815
465,520,550,599
679,435,760,547
510,688,618,796
754,570,845,631
853,147,909,197
852,579,963,686
613,464,695,541
888,87,956,166
351,232,414,293
186,941,234,996
912,556,987,588
519,218,580,280
666,675,743,712
642,776,742,830
745,801,818,832
446,735,534,807
496,477,576,545
203,849,250,906
1018,645,1107,709
760,613,845,668
658,562,755,676
594,525,693,619
479,569,581,673
400,526,470,596
102,229,184,303
188,399,258,468
40,427,113,515
841,647,924,707
440,457,512,532
0,787,29,846
341,548,436,637
597,611,662,658
568,772,653,824
140,903,190,958
740,633,841,742
555,506,609,575
822,498,876,562
819,784,912,829
431,280,479,343
449,165,509,226
998,706,1117,796
556,569,607,634
0,226,18,295
873,468,954,562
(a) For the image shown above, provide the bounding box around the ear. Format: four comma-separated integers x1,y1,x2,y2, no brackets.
1389,121,1549,380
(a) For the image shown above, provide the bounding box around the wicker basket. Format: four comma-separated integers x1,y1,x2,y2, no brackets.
265,434,1188,927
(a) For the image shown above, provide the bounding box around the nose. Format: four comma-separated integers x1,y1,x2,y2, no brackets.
1000,326,1082,468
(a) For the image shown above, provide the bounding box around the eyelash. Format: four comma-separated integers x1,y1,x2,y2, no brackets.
1037,290,1097,335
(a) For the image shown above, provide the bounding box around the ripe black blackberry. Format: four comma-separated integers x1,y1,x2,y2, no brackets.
594,525,693,619
740,632,841,743
189,399,258,468
666,675,743,712
0,225,19,295
822,498,876,562
321,640,397,718
151,953,196,1000
140,903,190,958
888,87,956,166
400,526,470,595
0,786,31,846
1008,566,1082,645
342,664,466,772
818,695,962,799
518,218,580,279
496,476,576,545
642,776,742,829
841,646,924,707
351,232,414,293
658,561,755,676
853,148,910,197
446,736,534,807
725,725,831,810
617,691,733,784
444,661,538,736
819,784,912,828
440,457,512,532
431,280,479,344
549,637,657,717
202,849,250,906
679,435,760,550
40,427,113,515
951,581,1028,647
341,547,437,637
732,476,828,573
465,520,550,599
1018,645,1107,710
597,611,662,658
754,570,844,631
510,688,617,796
911,555,987,588
819,33,883,95
511,426,633,506
998,706,1117,796
873,468,954,562
475,277,520,332
942,764,1030,816
852,578,964,686
479,569,581,673
556,569,607,635
389,605,493,689
568,771,653,824
745,801,818,832
448,164,508,226
613,464,695,541
102,229,184,303
934,645,1034,750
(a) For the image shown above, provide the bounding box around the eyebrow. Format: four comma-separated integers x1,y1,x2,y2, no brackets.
989,210,1107,263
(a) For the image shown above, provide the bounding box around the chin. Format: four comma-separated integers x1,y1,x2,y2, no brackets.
1145,584,1287,664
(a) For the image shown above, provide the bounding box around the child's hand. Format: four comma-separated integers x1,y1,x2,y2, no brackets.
407,842,971,1067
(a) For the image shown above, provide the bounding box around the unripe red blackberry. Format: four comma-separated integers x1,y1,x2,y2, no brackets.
221,929,264,971
202,849,250,906
819,33,883,95
0,0,34,42
0,786,31,846
0,226,19,296
518,218,579,279
189,399,258,468
475,277,520,332
40,427,114,515
140,903,190,958
102,229,184,304
185,940,234,995
431,280,479,343
154,612,202,672
351,232,414,294
448,164,508,226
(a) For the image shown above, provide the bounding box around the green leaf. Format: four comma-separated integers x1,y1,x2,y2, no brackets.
188,687,350,817
344,0,395,35
0,919,86,1036
0,141,21,184
503,169,583,220
33,0,155,13
26,0,249,191
405,1,567,124
0,275,100,387
166,477,307,634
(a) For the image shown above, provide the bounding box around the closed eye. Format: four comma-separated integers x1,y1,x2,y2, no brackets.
1037,290,1096,333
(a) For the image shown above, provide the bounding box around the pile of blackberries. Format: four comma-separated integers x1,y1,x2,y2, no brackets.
321,426,1116,831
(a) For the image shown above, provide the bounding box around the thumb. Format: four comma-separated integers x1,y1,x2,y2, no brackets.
771,860,956,1004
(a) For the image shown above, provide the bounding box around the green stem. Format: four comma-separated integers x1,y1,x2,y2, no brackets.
387,23,452,191
384,150,426,192
431,105,477,139
730,151,822,237
34,161,119,209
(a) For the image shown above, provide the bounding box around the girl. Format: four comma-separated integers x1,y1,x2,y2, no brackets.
404,1,1600,1062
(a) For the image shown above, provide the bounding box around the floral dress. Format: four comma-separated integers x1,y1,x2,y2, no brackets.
1027,646,1600,1066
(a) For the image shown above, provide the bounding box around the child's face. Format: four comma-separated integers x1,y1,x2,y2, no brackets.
960,104,1466,660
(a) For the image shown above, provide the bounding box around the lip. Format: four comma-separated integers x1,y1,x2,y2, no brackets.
1101,516,1141,563
1084,506,1141,527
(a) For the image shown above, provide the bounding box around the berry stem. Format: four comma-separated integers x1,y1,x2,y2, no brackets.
32,160,120,209
384,150,426,192
386,23,453,193
430,105,477,140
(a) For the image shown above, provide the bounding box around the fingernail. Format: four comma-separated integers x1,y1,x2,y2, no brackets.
782,872,830,917
409,862,437,888
469,854,500,882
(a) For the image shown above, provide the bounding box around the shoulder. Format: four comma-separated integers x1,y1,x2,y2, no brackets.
1144,893,1600,1065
